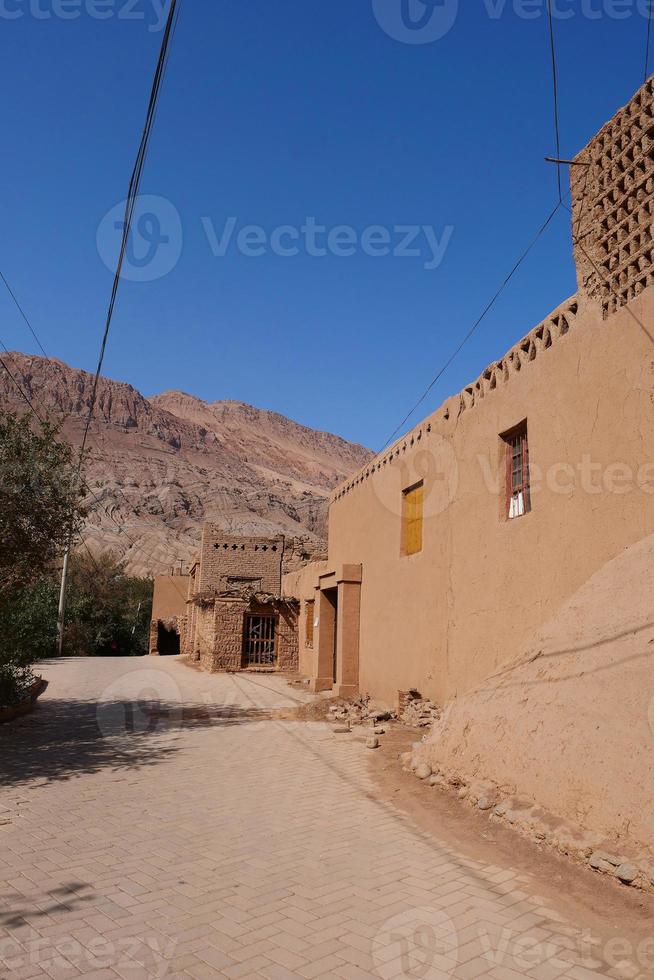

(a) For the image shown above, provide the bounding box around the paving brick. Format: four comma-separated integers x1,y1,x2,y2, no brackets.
0,659,636,980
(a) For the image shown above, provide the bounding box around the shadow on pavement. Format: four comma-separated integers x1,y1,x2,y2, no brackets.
0,696,273,788
0,881,96,929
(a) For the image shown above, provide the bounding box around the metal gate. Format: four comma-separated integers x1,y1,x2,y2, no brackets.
243,614,277,667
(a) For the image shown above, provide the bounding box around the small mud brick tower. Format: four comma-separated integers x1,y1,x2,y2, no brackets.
183,527,298,674
572,76,654,318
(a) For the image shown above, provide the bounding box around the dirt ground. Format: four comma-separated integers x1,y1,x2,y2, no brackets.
368,724,654,963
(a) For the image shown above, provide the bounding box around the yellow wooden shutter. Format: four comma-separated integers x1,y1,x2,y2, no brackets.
404,484,423,556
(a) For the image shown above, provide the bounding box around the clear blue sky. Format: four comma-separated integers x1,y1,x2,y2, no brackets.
1,0,649,450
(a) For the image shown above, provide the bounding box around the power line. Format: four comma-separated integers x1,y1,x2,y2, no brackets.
0,270,49,359
645,7,653,84
378,3,571,454
76,0,179,470
0,349,46,423
546,0,563,203
54,0,180,636
379,200,563,452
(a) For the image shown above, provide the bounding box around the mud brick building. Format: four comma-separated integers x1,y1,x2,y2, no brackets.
181,526,298,673
284,78,654,706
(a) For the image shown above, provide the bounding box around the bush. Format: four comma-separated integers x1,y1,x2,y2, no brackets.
0,663,35,708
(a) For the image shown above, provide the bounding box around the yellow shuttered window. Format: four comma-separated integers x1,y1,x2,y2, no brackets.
403,482,424,556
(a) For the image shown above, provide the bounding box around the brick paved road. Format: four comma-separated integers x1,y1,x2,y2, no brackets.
0,658,636,980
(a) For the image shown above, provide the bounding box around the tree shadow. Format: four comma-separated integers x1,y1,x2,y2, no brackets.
0,695,273,789
0,881,96,929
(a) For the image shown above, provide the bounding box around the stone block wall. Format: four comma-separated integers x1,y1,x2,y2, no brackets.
198,528,285,595
197,598,298,674
572,76,654,317
276,602,299,672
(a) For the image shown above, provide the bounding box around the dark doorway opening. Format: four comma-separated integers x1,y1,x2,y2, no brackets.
323,588,338,684
157,623,180,656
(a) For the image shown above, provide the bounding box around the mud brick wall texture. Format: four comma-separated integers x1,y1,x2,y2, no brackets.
276,604,299,672
572,76,654,318
198,528,284,595
197,598,298,673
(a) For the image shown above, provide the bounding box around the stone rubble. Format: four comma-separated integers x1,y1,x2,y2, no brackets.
398,690,442,728
400,749,653,892
327,690,441,729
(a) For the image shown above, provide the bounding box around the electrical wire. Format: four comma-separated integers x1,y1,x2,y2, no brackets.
379,200,563,452
76,0,179,470
0,270,49,358
546,0,563,203
645,7,653,85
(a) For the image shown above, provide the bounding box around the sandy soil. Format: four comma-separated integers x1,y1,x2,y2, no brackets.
368,725,654,962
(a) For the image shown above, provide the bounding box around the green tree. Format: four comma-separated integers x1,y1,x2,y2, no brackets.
0,411,84,706
64,551,153,657
0,551,154,704
0,413,83,593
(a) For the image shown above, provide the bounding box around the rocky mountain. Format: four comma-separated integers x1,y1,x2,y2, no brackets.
0,352,372,577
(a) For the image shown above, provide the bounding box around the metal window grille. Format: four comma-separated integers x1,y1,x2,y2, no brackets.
243,614,277,667
505,427,531,520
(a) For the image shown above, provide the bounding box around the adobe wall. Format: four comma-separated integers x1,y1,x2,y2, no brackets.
282,560,329,677
324,79,654,708
182,564,199,660
197,598,298,673
327,284,654,706
198,528,284,595
149,575,189,655
151,575,189,622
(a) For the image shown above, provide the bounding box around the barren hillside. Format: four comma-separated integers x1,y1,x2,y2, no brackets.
0,352,372,576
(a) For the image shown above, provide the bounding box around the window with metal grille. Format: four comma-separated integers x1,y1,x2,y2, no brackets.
305,600,315,647
502,423,531,520
402,481,424,556
243,614,277,667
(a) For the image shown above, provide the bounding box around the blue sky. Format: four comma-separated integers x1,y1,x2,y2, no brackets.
1,0,649,450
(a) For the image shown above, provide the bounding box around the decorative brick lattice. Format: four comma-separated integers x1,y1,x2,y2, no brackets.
572,76,654,318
